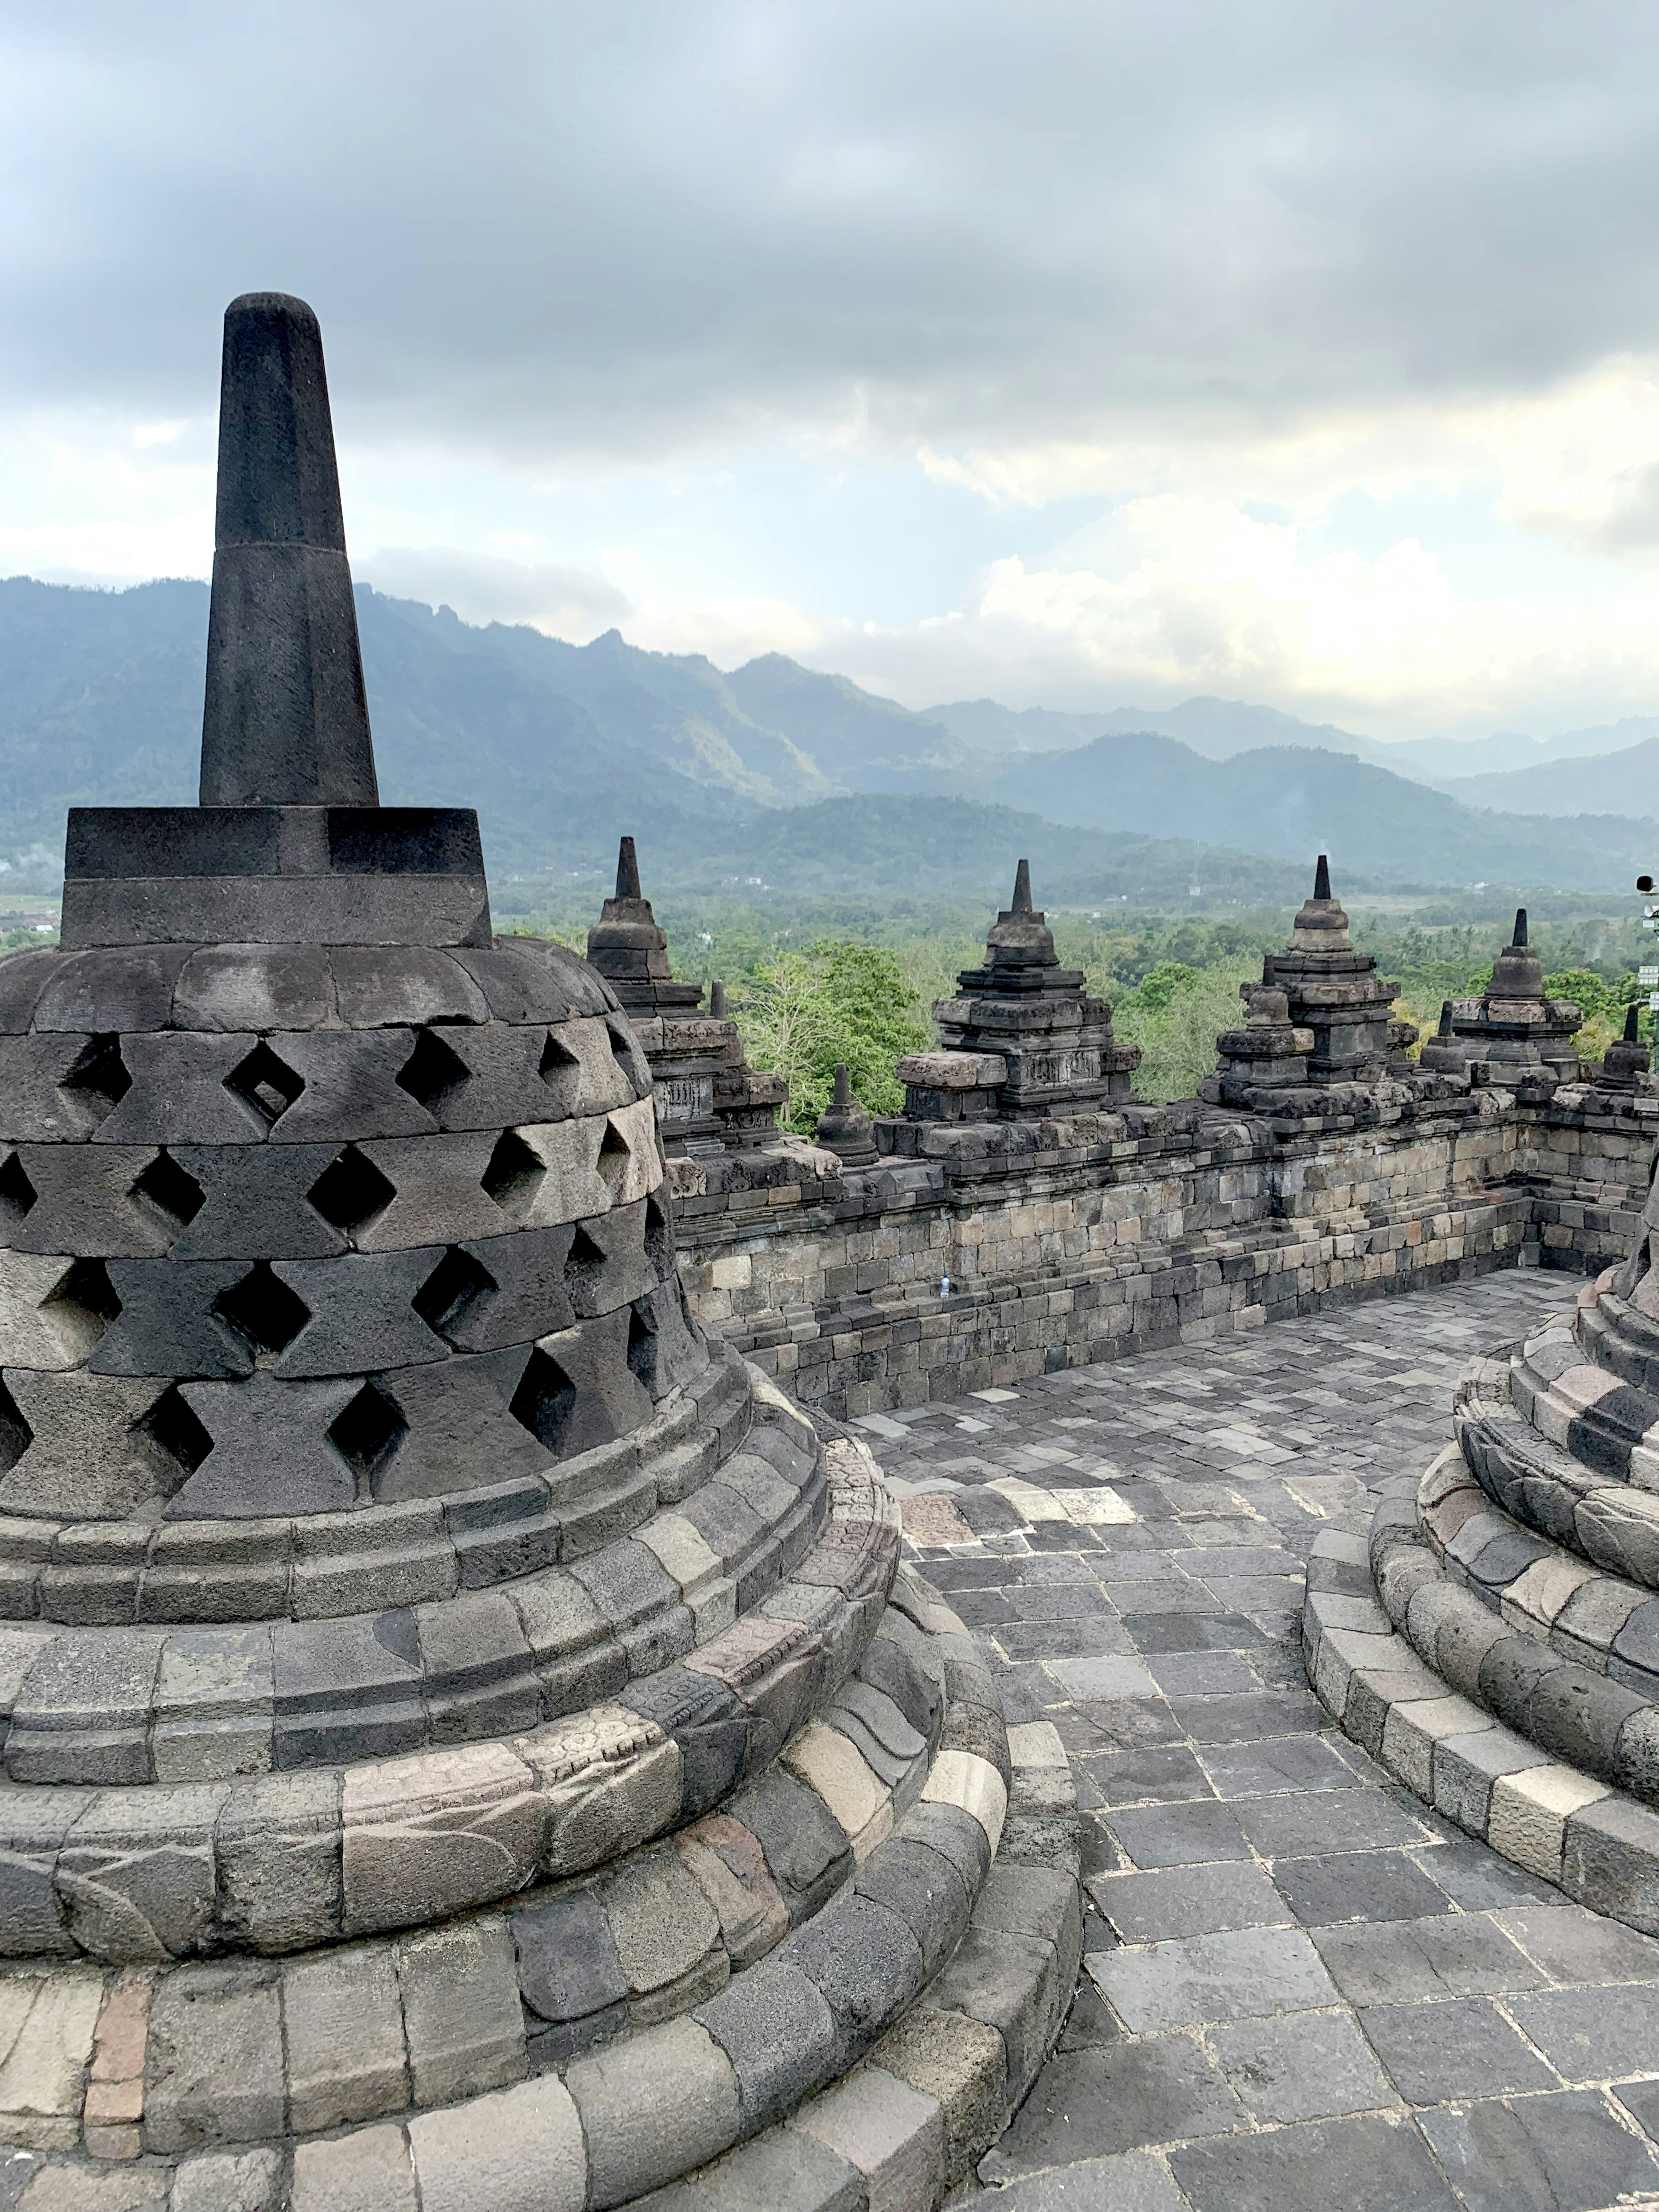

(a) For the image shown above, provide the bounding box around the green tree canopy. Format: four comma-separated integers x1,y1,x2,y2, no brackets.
735,940,931,1133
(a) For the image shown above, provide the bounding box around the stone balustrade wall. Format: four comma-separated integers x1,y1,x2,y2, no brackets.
671,1090,1658,1421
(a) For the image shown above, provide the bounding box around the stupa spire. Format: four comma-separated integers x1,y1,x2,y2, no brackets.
1011,857,1033,914
616,834,642,900
1513,907,1529,948
199,292,378,808
1314,853,1331,902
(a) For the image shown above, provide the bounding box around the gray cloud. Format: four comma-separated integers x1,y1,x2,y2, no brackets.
6,1,1659,464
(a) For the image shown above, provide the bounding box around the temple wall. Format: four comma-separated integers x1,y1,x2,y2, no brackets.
674,1093,1658,1420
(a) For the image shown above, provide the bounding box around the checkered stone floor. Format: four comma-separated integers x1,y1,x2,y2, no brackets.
855,1267,1659,2212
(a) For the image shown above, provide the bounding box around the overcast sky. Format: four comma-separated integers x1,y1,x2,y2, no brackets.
6,0,1659,738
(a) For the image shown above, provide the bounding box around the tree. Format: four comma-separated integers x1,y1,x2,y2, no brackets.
736,940,930,1132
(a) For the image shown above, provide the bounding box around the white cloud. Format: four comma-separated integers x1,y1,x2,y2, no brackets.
356,547,631,638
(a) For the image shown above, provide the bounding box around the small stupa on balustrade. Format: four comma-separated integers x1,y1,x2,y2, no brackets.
1414,908,1582,1087
895,859,1139,1122
1598,1003,1653,1094
814,1060,879,1166
586,836,785,1150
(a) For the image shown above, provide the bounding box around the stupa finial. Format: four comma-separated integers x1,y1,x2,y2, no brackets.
1011,858,1033,914
616,835,642,901
1513,907,1529,948
1627,1002,1641,1043
1314,853,1332,902
199,293,378,808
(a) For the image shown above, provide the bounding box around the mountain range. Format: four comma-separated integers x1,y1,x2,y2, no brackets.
3,572,1657,900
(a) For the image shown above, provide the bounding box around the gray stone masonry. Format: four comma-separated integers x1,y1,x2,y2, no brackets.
1417,908,1583,1089
859,1268,1659,2212
588,838,785,1153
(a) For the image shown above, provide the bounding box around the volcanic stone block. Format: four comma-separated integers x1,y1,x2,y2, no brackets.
270,1249,448,1376
697,1958,839,2127
789,1891,927,2066
326,944,490,1029
509,1573,628,1715
414,1587,540,1741
728,1768,854,1923
0,1370,182,1522
291,2124,417,2212
152,1627,275,1783
421,1024,567,1132
55,1783,224,1961
372,1348,554,1503
521,1312,655,1465
143,1962,285,2155
512,1887,631,2060
571,1542,693,1678
168,1145,347,1260
172,944,334,1033
442,1476,563,1591
167,1374,369,1519
341,1741,544,1932
397,1916,527,2104
91,1261,254,1379
600,1846,725,2018
409,2072,589,2212
32,945,194,1035
624,1669,750,1818
566,2016,741,2208
416,1228,577,1352
566,1201,650,1319
0,1788,89,1953
264,1030,441,1143
677,1815,790,1967
3,1148,190,1259
93,1034,276,1144
0,948,57,1034
548,1018,639,1118
512,1117,613,1228
350,1133,514,1249
855,1838,973,1977
0,1252,117,1371
216,1770,343,1952
0,1036,136,1143
270,1613,427,1768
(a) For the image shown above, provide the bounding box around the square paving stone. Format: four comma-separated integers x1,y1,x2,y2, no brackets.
1169,2110,1456,2211
1234,1791,1435,1859
1200,1734,1365,1799
1068,1700,1187,1751
1120,1613,1270,1654
1142,1651,1259,1696
1106,1801,1250,1868
1088,1925,1341,2031
1167,1691,1328,1745
1091,1863,1290,1943
965,2149,1187,2211
1416,2088,1659,2212
1611,2075,1659,2136
1494,1904,1659,1985
1211,2008,1396,2124
997,1621,1128,1661
1272,1850,1456,1928
1506,1983,1659,2081
1310,1916,1548,2006
1409,1836,1562,1911
976,2036,1247,2177
1046,1656,1161,1701
1077,1746,1214,1808
1360,1996,1560,2101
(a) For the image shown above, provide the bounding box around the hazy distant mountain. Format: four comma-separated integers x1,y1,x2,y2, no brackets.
0,574,1652,897
1437,735,1659,822
977,734,1656,891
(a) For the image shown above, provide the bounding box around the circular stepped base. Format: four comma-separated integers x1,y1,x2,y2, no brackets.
0,1588,1081,2211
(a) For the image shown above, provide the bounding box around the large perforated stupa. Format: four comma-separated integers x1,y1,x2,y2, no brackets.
0,296,1076,2211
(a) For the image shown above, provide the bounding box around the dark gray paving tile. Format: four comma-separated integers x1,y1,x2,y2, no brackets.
1360,1996,1559,2101
1416,2089,1659,2212
1211,2009,1396,2123
1310,1916,1548,2006
1202,1735,1366,1798
1106,1800,1251,1868
1090,1926,1340,2031
1273,1850,1456,1928
1078,1744,1214,1808
963,2150,1187,2212
1506,1983,1659,2081
977,2037,1247,2176
1091,1862,1291,1943
1410,1836,1562,1911
1170,2111,1457,2211
1167,1691,1327,1744
1121,1613,1270,1653
1142,1651,1259,1696
1235,1790,1434,1858
1494,1904,1659,1986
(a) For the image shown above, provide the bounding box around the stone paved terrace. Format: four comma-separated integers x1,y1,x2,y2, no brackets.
858,1266,1659,2212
